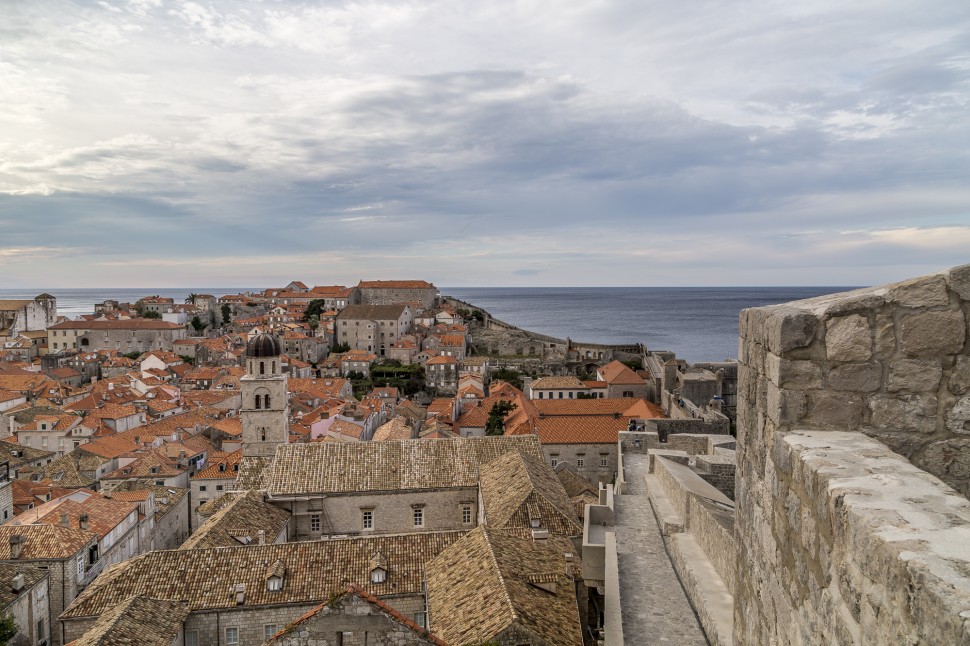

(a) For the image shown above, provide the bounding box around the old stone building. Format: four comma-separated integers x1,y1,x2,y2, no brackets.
357,280,437,310
261,435,543,539
60,532,465,646
47,319,187,354
240,333,289,459
0,294,57,339
336,304,413,355
0,562,51,646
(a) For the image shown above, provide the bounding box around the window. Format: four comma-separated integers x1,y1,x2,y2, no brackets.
185,631,198,646
310,514,321,532
413,612,426,628
462,505,472,525
226,627,239,645
413,507,424,527
264,625,278,640
600,455,609,467
216,485,224,491
36,619,44,638
370,567,386,583
577,458,585,467
267,576,282,591
550,456,559,468
362,510,373,530
558,391,563,399
199,485,207,492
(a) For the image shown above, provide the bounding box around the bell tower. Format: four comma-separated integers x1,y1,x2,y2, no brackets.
241,333,288,458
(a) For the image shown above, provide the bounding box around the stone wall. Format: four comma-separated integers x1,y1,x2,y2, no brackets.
734,264,970,645
686,496,736,594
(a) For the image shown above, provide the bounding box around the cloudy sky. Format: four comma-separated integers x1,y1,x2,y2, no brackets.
1,0,968,288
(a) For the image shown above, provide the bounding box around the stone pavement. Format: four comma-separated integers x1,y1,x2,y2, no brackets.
614,453,709,645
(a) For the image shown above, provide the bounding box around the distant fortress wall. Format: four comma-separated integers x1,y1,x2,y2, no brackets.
735,264,970,645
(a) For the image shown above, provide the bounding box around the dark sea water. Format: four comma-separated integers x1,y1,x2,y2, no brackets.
443,286,859,363
0,286,858,364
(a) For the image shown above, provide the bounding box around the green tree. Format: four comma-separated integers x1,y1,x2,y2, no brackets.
190,315,205,333
491,368,523,390
307,314,320,333
0,612,18,641
332,341,351,353
221,304,232,325
141,310,162,319
303,299,326,321
184,293,198,305
485,400,516,436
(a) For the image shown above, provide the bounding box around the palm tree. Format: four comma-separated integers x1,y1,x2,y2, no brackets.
185,293,198,305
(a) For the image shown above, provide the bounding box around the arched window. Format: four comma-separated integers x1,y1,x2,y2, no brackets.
272,361,276,373
260,361,265,375
260,428,267,441
264,394,271,408
255,396,261,410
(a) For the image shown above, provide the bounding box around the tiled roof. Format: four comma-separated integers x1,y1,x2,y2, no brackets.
372,418,412,442
40,451,105,488
531,376,586,390
524,416,629,445
63,531,465,618
0,440,54,468
0,300,33,311
14,492,137,539
328,419,365,440
67,596,191,646
555,465,598,498
533,397,662,418
0,563,47,606
0,523,96,559
480,451,583,537
598,360,646,385
179,490,290,550
100,451,185,480
234,456,271,490
357,280,434,289
426,527,583,646
266,435,543,496
193,449,242,479
426,355,457,365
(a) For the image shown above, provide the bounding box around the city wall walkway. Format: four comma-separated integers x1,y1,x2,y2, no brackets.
614,453,709,645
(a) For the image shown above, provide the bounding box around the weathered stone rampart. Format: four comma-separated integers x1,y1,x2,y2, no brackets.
735,263,970,645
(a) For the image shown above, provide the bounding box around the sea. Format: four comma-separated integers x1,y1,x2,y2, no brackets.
0,286,857,364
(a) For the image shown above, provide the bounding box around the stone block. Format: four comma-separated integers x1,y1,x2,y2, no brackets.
766,354,822,389
948,356,970,395
945,263,970,300
869,394,938,434
874,313,896,355
805,391,865,429
766,382,807,425
766,308,819,354
917,438,970,484
898,310,966,357
887,275,950,308
826,315,872,362
827,362,882,392
945,396,970,435
886,359,942,393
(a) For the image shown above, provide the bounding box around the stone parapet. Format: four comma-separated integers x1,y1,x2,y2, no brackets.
770,430,970,645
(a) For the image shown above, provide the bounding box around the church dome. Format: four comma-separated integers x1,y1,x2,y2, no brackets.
246,333,281,358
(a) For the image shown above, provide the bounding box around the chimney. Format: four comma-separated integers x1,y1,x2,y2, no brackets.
11,574,24,593
257,530,265,545
79,513,89,531
531,528,549,541
60,512,70,527
9,536,24,560
564,552,574,577
235,583,246,606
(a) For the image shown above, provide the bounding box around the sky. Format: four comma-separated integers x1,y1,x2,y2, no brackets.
1,0,969,288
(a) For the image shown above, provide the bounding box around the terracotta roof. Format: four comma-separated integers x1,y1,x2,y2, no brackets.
193,449,242,479
480,451,582,537
426,355,457,365
0,563,47,606
533,397,662,418
0,523,96,559
0,300,33,311
266,435,543,496
100,451,185,481
329,419,365,440
13,492,137,539
598,360,646,385
357,280,435,289
179,490,290,550
67,596,190,646
372,418,413,442
531,376,586,390
426,527,583,646
62,531,465,618
520,416,628,445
